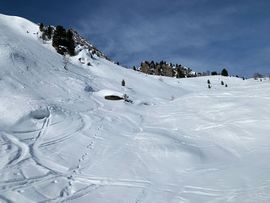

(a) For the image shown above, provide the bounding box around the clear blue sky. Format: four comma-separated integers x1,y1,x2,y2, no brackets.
1,0,270,76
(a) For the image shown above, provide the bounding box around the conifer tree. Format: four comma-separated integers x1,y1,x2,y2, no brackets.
66,29,75,56
221,68,229,76
52,26,75,56
121,79,125,86
39,23,44,32
41,32,47,42
46,26,53,40
52,25,66,49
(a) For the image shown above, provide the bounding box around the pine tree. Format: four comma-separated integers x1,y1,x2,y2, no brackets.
121,79,125,86
52,25,66,48
221,68,229,76
39,23,44,32
66,29,75,56
52,26,75,56
41,32,47,42
46,26,53,40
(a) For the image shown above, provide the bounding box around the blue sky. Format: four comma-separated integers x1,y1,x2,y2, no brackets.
1,0,270,76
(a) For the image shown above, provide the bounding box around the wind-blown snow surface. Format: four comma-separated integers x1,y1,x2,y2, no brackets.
1,14,270,203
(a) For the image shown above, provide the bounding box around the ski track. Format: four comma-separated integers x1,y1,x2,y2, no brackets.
1,91,270,203
1,14,270,203
0,104,106,202
0,102,152,203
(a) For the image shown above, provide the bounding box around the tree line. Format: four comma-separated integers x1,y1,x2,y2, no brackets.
137,61,194,78
135,60,229,78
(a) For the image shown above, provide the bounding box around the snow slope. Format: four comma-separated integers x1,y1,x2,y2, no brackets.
1,13,270,203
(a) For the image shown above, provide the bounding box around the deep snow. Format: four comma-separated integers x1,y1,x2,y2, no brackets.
1,13,270,203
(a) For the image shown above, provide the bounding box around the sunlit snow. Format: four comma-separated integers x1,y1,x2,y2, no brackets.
1,14,270,203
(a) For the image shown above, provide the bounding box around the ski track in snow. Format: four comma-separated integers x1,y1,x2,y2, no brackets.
0,105,103,202
1,75,270,203
0,101,151,203
1,13,270,203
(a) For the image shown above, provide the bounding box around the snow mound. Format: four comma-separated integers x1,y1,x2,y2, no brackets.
95,89,124,98
30,108,50,120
